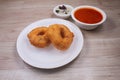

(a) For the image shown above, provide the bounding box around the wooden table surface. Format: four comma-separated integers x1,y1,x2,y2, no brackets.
0,0,120,80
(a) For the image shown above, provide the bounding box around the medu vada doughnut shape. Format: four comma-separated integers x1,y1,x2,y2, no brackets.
27,27,51,48
47,24,74,50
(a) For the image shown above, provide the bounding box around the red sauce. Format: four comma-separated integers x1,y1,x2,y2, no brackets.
74,8,103,24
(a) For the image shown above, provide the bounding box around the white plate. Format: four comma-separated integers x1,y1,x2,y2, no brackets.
17,18,84,69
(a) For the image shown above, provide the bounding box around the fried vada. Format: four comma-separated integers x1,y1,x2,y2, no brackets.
47,24,74,50
27,27,51,48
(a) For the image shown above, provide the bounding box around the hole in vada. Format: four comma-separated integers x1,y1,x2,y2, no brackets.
60,29,65,38
37,32,45,36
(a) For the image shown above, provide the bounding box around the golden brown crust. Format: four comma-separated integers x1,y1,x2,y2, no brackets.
47,24,74,50
27,24,74,50
27,27,51,48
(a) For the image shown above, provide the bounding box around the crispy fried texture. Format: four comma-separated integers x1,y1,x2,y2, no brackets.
27,27,50,48
47,24,74,50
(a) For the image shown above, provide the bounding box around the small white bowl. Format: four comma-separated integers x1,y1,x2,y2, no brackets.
53,4,74,19
71,5,107,30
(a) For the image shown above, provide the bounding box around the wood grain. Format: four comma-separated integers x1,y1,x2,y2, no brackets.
0,0,120,80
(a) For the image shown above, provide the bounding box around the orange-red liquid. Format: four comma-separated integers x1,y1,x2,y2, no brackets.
74,8,103,24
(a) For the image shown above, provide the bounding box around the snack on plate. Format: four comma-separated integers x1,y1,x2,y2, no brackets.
47,24,74,50
27,27,51,48
27,24,74,50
